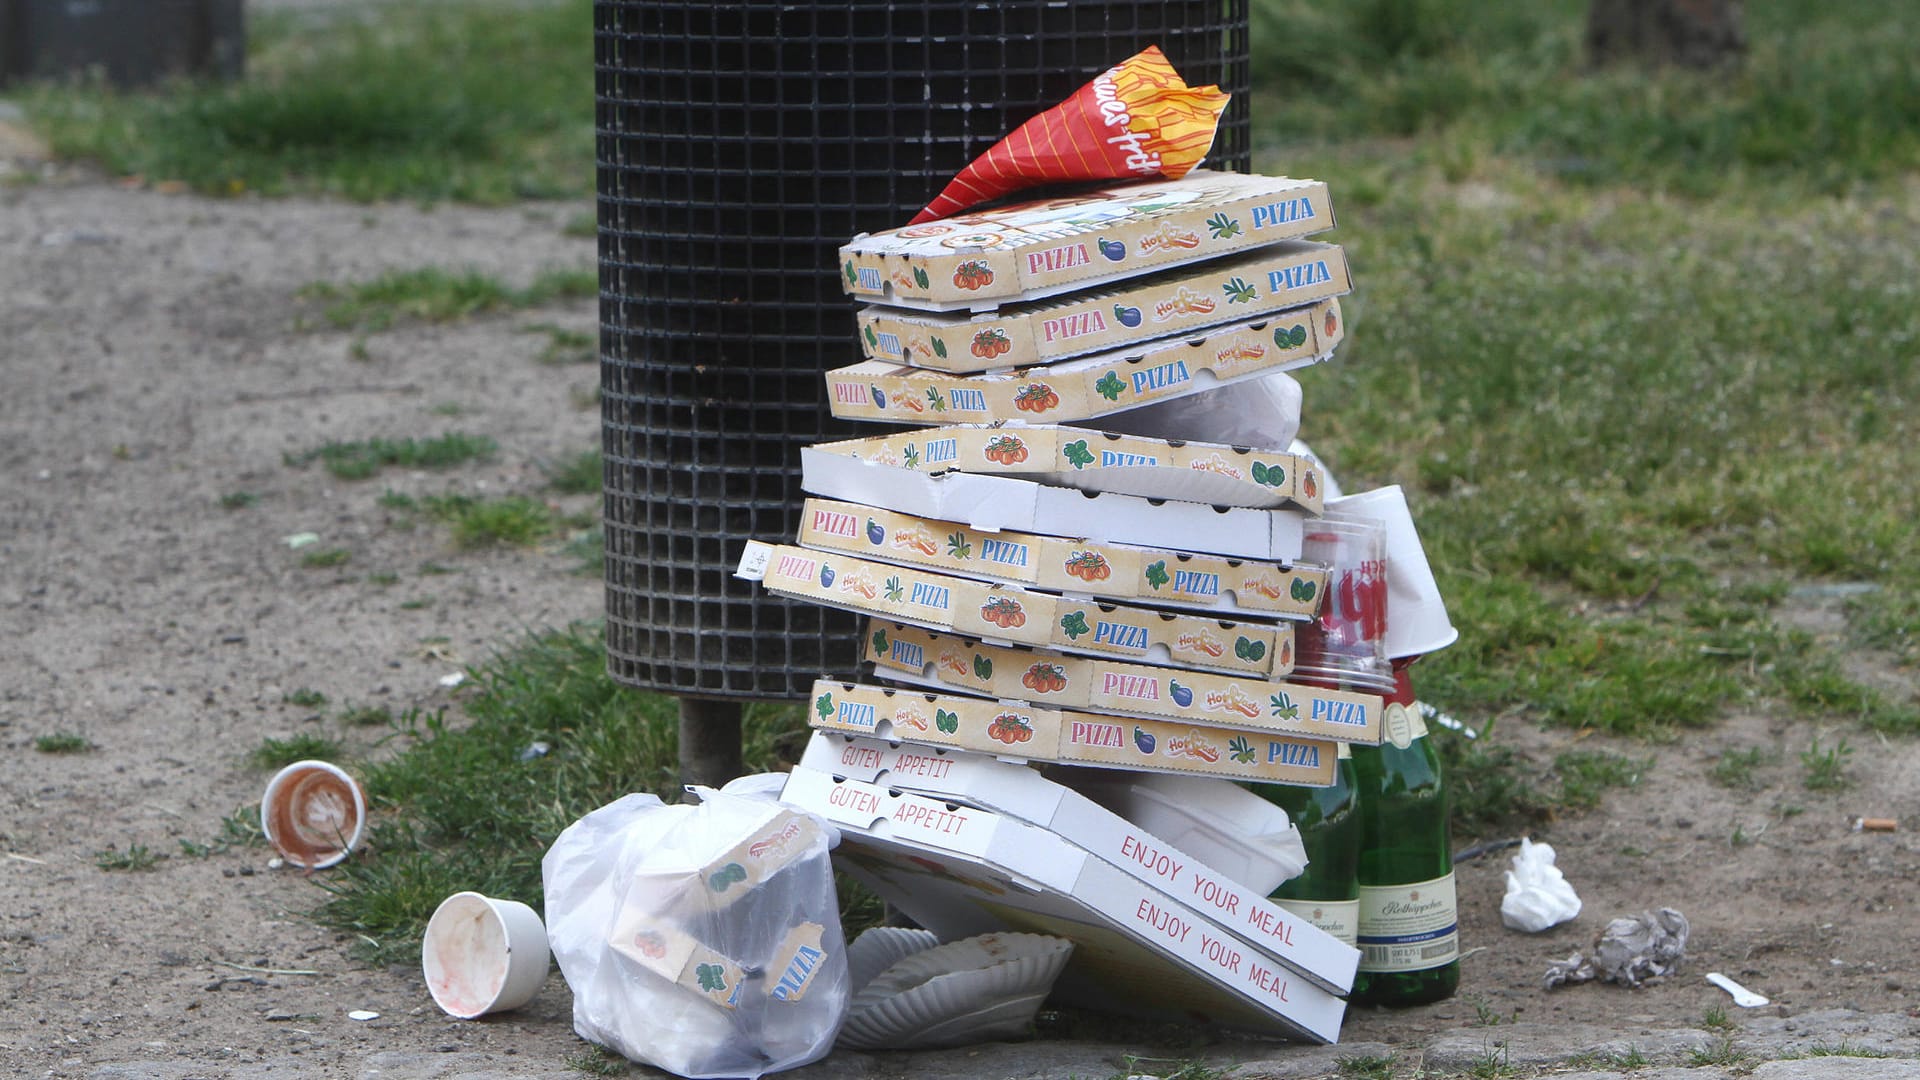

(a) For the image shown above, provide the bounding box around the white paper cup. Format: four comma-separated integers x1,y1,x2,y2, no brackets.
260,760,366,869
1328,486,1458,658
422,891,550,1019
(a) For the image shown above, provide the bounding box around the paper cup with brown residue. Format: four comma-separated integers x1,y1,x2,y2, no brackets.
260,760,366,869
422,891,550,1019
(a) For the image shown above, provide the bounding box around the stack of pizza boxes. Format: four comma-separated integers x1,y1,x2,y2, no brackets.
735,171,1385,1042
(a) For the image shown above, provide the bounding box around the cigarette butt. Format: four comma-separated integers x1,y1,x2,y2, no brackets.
1860,817,1898,832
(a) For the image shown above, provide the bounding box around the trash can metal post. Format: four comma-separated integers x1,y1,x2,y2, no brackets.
594,2,1251,779
677,697,745,793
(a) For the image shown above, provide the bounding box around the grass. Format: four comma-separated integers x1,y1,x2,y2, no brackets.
314,625,808,966
1709,747,1772,791
1552,751,1649,810
1109,1059,1227,1080
422,494,566,549
96,844,162,872
33,733,93,754
1591,1046,1649,1070
563,1046,632,1076
300,547,352,569
30,0,1906,962
14,1,593,203
250,734,346,771
1249,0,1920,197
338,704,394,728
218,491,258,510
1701,1003,1732,1031
1335,1056,1394,1080
1465,995,1509,1026
179,807,268,858
284,432,497,481
1262,1,1920,840
564,526,605,576
1687,1036,1752,1068
545,449,602,496
525,322,596,365
1465,1040,1514,1079
1790,1041,1894,1059
283,688,328,709
300,266,595,332
1800,735,1854,790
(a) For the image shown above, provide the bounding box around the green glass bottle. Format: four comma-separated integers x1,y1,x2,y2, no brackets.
1351,662,1459,1006
1245,744,1360,947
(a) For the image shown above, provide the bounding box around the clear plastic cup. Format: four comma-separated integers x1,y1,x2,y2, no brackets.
1293,514,1393,692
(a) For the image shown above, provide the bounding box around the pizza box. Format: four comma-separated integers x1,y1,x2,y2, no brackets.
800,443,1308,563
780,765,1347,1041
805,678,1338,787
857,242,1350,372
796,731,1359,993
808,425,1324,513
796,498,1327,621
825,300,1342,426
864,621,1383,746
737,543,1285,677
838,171,1334,312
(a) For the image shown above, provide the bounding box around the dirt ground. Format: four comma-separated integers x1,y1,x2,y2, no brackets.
4,148,1919,1077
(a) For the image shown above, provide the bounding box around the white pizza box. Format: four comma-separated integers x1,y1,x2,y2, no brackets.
796,498,1327,622
797,731,1357,994
800,444,1307,563
779,765,1347,1041
809,425,1324,514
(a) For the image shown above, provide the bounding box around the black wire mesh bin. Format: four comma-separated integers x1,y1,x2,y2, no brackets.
0,0,243,89
597,1,1251,704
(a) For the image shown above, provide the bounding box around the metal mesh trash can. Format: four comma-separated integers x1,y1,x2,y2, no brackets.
596,2,1250,744
0,0,243,88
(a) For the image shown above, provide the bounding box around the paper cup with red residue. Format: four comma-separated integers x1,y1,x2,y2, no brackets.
1327,486,1459,660
260,760,366,869
422,891,551,1019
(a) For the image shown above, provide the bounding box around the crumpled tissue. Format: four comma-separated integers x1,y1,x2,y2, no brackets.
1543,908,1690,990
1500,838,1581,932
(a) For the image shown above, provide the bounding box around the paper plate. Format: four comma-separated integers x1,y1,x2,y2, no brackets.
846,926,940,995
1076,771,1306,895
839,933,1073,1050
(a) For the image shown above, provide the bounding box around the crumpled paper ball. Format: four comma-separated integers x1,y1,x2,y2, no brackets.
1500,837,1582,932
1543,908,1690,990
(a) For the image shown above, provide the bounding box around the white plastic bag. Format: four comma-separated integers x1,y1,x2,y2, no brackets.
542,787,848,1078
1090,371,1303,450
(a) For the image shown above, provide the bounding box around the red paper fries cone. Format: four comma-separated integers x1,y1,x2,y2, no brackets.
910,45,1230,225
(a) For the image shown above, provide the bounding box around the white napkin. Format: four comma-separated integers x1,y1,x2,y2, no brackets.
1501,837,1582,932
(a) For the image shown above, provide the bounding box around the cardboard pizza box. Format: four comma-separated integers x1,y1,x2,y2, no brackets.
804,678,1338,787
839,171,1334,312
796,497,1327,621
858,243,1350,372
780,765,1348,1041
825,300,1342,425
